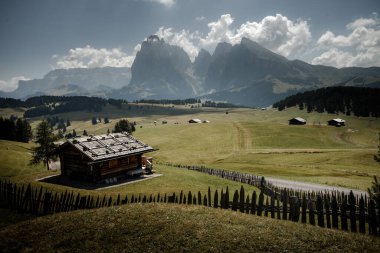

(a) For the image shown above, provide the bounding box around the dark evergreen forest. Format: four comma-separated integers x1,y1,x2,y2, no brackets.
273,87,380,117
0,96,126,118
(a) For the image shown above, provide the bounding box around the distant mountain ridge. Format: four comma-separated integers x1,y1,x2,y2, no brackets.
2,36,380,107
3,67,131,100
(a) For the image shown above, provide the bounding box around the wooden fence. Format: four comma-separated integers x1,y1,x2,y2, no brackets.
0,179,378,236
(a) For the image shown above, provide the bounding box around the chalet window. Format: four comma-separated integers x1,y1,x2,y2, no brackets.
109,159,119,169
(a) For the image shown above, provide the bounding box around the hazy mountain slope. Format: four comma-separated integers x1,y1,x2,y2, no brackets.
3,67,131,99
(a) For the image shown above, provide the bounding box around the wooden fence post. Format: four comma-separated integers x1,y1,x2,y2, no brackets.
188,191,192,205
331,195,338,229
214,190,218,208
309,199,315,226
270,191,275,219
257,191,264,216
225,187,230,209
251,191,257,215
316,195,324,227
282,190,287,220
239,186,245,213
245,195,250,214
325,195,331,229
349,191,357,233
341,195,348,231
358,195,366,234
232,190,239,211
208,187,211,207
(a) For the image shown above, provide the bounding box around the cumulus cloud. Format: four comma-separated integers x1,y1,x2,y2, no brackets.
156,27,201,61
155,14,312,60
52,45,135,69
0,76,30,92
313,16,380,67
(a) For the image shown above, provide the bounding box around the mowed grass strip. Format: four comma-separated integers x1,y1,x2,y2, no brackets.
1,204,379,253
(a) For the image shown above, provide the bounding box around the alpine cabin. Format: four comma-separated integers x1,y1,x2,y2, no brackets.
54,132,155,182
289,117,306,125
328,118,346,127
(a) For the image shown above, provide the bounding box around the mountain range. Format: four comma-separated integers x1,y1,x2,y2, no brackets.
2,35,380,107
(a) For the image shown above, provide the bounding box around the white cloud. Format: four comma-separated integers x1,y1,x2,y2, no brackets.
156,27,201,61
0,76,30,92
155,14,312,60
144,0,175,8
52,45,135,69
199,14,235,51
346,18,377,30
232,14,312,57
313,16,380,67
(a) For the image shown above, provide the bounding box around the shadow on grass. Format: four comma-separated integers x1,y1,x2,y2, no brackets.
38,174,162,190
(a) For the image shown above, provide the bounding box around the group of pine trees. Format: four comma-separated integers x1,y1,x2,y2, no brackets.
273,87,380,117
0,116,32,143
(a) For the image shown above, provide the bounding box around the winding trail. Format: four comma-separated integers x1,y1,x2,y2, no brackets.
265,177,368,196
232,121,252,151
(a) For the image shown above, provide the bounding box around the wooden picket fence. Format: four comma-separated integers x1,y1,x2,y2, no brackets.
0,179,379,236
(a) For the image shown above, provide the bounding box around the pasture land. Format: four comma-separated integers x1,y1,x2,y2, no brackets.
1,105,379,192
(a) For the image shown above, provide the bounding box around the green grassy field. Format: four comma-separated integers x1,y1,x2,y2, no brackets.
1,105,379,192
1,204,379,253
1,105,380,251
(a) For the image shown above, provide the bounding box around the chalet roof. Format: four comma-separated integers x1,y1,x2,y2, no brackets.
329,118,345,123
189,118,202,123
289,117,306,123
56,132,155,162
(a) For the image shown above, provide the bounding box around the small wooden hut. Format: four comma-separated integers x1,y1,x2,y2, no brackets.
53,132,155,182
327,118,345,127
289,117,306,125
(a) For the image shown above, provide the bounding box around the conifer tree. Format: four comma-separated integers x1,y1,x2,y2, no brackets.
30,121,57,170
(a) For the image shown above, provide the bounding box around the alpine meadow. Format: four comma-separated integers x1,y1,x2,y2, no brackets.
1,0,380,252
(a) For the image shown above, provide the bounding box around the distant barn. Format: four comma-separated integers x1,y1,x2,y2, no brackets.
328,118,345,127
189,118,202,123
53,132,155,182
289,117,306,125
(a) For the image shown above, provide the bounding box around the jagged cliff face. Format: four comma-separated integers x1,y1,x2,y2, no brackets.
126,36,199,99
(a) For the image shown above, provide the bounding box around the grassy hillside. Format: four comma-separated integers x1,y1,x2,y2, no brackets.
1,204,379,253
0,140,259,200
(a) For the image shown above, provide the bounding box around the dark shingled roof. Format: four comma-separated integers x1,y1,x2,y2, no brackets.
57,132,154,162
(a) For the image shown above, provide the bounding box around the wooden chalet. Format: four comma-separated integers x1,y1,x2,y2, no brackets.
327,118,345,127
53,132,155,182
289,117,306,125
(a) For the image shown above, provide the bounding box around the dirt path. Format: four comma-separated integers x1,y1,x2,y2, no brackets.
232,121,252,151
266,177,368,196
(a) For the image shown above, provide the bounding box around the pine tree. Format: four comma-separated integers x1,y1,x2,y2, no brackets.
368,176,380,209
83,130,88,136
113,119,135,133
15,118,32,143
30,121,57,170
66,119,71,127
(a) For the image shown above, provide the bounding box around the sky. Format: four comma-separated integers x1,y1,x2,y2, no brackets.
0,0,379,92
